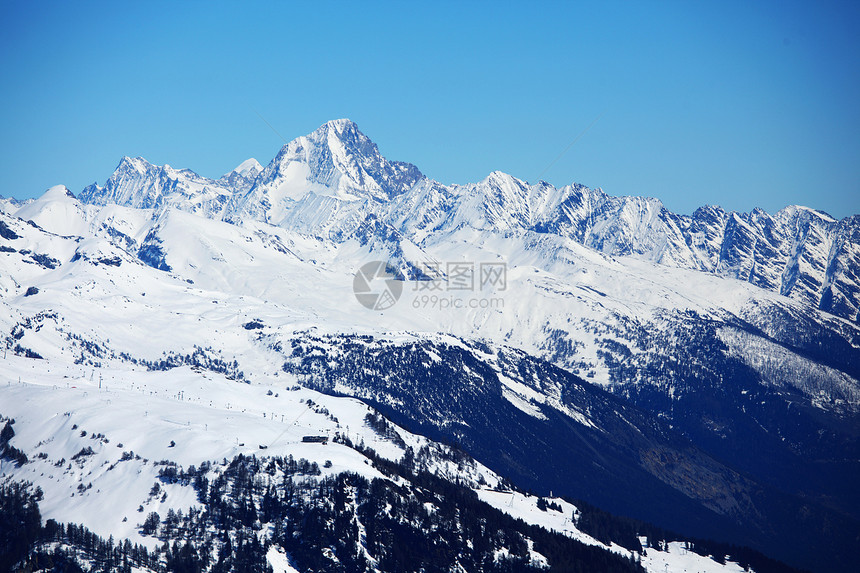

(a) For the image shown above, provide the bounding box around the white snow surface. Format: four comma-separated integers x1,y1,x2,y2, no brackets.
0,354,501,547
1,179,854,401
475,489,756,573
229,158,263,178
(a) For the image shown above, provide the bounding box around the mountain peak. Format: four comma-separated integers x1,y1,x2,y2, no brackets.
305,118,373,155
253,119,423,205
116,156,155,173
225,158,262,179
40,184,77,201
321,117,359,133
484,170,525,186
300,119,363,149
776,204,837,224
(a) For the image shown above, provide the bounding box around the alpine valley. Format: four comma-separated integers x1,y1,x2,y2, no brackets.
1,119,858,573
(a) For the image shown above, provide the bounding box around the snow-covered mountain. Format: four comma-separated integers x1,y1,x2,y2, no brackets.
0,355,760,573
2,119,858,573
218,157,263,193
78,155,252,220
224,118,423,229
75,120,860,323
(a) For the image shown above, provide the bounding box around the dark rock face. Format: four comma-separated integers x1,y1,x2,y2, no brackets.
283,333,860,573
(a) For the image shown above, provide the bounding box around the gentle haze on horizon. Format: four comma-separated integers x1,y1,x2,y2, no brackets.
1,1,858,219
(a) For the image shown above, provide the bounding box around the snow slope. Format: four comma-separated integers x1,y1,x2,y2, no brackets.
0,354,753,573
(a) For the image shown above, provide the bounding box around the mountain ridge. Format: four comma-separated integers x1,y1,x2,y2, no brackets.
3,144,860,571
66,119,859,322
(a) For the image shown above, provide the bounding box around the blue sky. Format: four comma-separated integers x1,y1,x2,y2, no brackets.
2,0,858,218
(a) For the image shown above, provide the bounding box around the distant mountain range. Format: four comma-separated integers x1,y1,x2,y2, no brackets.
70,119,860,323
2,119,858,573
